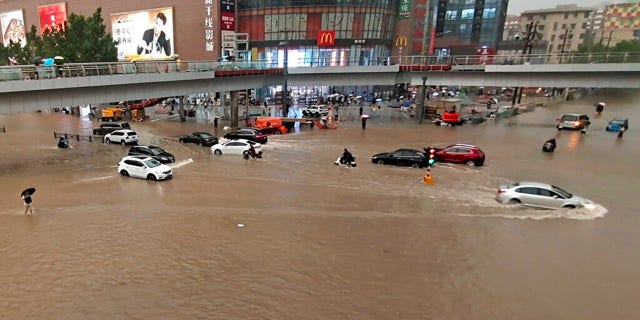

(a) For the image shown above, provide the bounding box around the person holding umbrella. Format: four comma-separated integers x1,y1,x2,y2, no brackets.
21,187,36,214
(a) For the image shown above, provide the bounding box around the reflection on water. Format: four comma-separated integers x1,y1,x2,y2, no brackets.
1,89,639,319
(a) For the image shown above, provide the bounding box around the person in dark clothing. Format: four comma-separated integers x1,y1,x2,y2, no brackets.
361,116,368,129
22,193,33,214
341,148,354,164
542,138,556,152
58,136,69,149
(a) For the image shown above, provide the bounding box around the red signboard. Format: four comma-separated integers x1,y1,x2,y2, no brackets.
221,12,235,30
38,3,67,33
428,27,435,55
317,30,335,47
476,47,496,64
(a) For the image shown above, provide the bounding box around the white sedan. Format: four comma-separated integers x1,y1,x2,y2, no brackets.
211,139,262,156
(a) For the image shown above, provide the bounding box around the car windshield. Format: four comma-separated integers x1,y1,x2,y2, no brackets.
143,158,162,168
148,147,164,155
562,115,578,121
611,119,626,125
199,133,214,138
551,185,573,198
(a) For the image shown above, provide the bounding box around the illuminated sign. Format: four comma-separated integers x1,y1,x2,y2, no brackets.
221,0,236,31
38,3,66,33
399,0,411,19
111,7,174,60
204,0,215,52
395,36,408,47
317,30,335,46
0,9,26,47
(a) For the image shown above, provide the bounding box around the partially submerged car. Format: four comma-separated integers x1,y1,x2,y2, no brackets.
605,118,629,132
557,114,590,130
496,181,591,210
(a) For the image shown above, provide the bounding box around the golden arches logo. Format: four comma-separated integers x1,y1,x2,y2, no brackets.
317,30,335,46
395,36,408,47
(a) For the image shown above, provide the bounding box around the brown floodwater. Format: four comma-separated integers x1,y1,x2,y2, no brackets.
1,89,639,319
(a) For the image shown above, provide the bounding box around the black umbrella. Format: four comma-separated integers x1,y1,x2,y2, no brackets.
21,187,36,197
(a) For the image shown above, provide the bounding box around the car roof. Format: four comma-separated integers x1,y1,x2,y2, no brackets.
110,129,135,133
449,143,479,149
512,181,553,188
193,131,213,135
562,113,588,117
122,155,153,161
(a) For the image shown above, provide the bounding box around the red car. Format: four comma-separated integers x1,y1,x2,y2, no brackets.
430,144,485,166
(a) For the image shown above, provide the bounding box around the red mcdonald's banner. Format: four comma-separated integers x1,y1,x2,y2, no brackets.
317,30,335,47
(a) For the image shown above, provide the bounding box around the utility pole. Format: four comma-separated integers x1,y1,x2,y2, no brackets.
514,21,538,105
417,76,427,124
283,29,289,114
559,28,569,64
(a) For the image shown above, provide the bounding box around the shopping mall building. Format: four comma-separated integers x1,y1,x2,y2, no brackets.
1,0,508,102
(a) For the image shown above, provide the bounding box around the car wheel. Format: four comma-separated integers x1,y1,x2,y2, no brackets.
121,140,126,145
198,142,202,146
275,131,282,135
119,170,129,177
508,199,521,205
214,149,222,155
376,160,385,165
179,139,184,143
147,174,157,181
466,160,476,167
105,138,111,144
411,163,419,168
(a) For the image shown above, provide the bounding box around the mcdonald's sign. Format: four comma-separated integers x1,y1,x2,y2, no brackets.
317,30,335,46
395,36,408,47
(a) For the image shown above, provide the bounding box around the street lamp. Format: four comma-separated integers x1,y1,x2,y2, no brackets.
418,76,427,124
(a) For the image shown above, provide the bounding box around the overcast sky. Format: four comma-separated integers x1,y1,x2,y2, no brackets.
507,0,611,15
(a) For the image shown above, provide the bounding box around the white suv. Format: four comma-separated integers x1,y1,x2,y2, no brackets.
302,105,329,117
117,156,173,181
105,129,139,145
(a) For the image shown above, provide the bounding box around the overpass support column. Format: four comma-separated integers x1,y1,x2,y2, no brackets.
179,96,186,122
230,90,239,130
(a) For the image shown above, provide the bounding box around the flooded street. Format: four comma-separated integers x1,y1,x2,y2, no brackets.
1,89,639,319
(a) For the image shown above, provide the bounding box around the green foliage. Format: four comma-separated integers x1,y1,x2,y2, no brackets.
0,8,117,65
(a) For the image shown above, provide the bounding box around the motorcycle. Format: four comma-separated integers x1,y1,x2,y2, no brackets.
334,156,357,167
242,148,262,160
58,137,69,149
542,139,556,153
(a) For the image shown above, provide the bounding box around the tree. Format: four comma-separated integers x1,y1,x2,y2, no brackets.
62,8,118,63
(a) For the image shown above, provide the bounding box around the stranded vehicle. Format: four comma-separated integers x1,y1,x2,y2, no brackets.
98,107,126,122
253,117,288,134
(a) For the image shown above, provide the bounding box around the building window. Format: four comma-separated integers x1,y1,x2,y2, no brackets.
446,10,458,20
582,23,587,28
562,24,566,29
584,13,589,18
483,8,496,19
551,34,555,41
461,9,474,20
564,13,568,19
553,22,557,31
570,23,576,29
557,44,562,50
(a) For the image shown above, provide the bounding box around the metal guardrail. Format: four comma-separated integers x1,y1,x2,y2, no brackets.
1,52,639,82
54,132,93,142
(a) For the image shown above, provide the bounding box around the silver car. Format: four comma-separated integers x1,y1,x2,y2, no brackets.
496,181,590,209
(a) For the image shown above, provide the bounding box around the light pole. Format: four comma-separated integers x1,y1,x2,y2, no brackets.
283,30,288,113
558,28,570,64
418,76,427,124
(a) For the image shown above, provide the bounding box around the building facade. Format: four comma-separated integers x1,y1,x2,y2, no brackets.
521,5,594,57
596,2,640,47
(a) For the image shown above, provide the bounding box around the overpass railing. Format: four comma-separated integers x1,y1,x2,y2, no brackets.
1,52,639,82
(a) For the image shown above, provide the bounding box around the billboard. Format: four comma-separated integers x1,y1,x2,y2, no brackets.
111,7,174,60
0,9,26,47
38,3,67,33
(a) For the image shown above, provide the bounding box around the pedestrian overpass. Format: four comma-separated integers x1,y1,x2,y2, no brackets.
1,52,639,113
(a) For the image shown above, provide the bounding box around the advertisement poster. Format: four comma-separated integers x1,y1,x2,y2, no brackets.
38,3,67,33
0,9,26,47
111,7,174,61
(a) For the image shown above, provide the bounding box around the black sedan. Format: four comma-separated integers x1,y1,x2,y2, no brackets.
371,148,429,168
128,145,175,164
223,128,268,144
179,132,218,146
